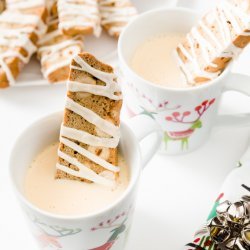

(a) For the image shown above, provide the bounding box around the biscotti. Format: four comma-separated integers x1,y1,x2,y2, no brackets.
57,0,101,37
6,0,57,25
0,7,47,88
99,0,137,38
37,17,84,83
176,1,250,85
6,0,47,38
56,52,122,186
0,0,5,13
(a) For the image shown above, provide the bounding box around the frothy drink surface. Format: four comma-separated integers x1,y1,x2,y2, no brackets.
24,143,129,216
131,33,187,88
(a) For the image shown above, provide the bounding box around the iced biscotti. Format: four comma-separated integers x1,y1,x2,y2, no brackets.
5,0,47,39
37,17,84,83
57,0,101,37
56,53,122,186
176,1,250,85
0,0,5,13
6,0,57,25
99,0,137,38
0,7,47,88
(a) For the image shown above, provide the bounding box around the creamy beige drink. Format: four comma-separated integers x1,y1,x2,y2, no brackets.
131,33,187,88
24,143,129,216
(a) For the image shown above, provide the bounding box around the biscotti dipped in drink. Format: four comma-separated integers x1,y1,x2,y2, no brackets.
56,52,123,186
24,52,128,216
176,1,250,85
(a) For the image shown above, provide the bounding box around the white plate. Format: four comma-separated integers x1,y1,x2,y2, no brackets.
14,0,177,87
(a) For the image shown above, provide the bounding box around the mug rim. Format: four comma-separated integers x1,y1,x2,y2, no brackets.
118,7,230,93
9,111,142,221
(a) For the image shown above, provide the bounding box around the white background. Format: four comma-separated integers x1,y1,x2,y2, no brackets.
1,0,250,249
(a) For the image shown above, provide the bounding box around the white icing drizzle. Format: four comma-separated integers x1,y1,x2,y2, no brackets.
99,0,137,36
68,81,122,100
177,1,250,83
60,125,119,148
56,152,115,187
38,30,62,44
58,0,101,37
60,137,120,172
42,59,71,78
0,10,46,85
0,27,36,36
39,39,81,55
198,20,223,50
65,97,120,138
69,55,121,100
0,57,15,85
73,55,115,83
39,40,83,79
0,11,47,38
6,0,45,9
58,55,122,185
0,36,36,63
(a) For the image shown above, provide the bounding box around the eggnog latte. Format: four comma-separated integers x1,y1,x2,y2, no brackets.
131,33,187,88
24,143,129,216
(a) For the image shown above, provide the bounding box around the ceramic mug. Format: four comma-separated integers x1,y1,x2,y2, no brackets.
118,7,250,155
9,111,162,250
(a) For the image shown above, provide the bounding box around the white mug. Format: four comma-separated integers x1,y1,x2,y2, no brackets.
9,111,162,250
118,7,250,155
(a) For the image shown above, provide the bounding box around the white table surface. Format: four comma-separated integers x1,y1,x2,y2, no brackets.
1,1,250,249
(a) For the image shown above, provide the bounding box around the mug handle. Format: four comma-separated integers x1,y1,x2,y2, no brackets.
215,71,250,127
125,115,163,168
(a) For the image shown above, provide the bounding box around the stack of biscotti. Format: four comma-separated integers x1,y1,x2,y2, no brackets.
57,0,101,37
99,0,137,38
0,6,47,88
56,53,122,186
37,0,84,83
176,1,250,85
